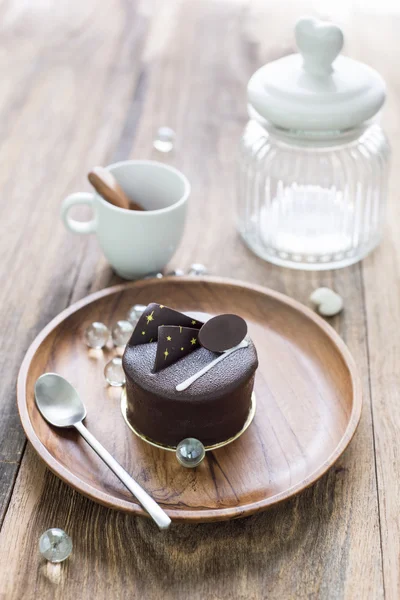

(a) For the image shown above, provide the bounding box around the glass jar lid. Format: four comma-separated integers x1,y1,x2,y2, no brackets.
247,17,386,132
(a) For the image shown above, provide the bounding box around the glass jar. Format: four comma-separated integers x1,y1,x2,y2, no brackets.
238,119,390,269
238,17,390,270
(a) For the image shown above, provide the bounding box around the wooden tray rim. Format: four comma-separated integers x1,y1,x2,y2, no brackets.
17,276,362,523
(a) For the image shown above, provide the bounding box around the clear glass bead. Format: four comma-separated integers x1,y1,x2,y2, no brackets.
144,272,163,279
39,528,72,563
126,304,146,324
153,127,175,153
166,268,185,276
84,322,110,349
112,320,134,347
188,263,208,276
104,357,125,387
176,438,205,468
238,120,390,270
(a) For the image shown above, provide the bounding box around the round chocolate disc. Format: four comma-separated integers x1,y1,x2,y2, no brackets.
199,314,247,352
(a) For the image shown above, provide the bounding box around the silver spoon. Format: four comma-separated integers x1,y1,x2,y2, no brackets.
34,373,171,530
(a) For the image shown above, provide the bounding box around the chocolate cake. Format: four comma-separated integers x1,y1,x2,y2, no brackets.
122,303,258,447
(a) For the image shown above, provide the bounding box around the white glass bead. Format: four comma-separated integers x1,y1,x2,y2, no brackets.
104,357,126,387
112,320,134,347
176,438,205,468
126,304,146,324
188,263,208,276
39,528,72,563
153,127,175,153
84,322,110,349
309,287,344,317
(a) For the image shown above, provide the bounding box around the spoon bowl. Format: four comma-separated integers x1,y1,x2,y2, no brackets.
35,373,86,427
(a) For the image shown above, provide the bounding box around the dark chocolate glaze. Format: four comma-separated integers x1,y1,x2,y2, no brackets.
122,338,258,447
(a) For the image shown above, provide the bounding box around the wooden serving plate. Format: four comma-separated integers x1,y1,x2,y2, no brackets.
17,277,362,523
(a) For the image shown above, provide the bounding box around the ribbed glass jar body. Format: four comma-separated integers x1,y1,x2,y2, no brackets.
238,120,390,270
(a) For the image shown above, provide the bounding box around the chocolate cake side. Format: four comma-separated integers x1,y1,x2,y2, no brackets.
122,340,258,447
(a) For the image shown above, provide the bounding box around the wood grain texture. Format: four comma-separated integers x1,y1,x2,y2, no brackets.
17,277,361,521
0,0,151,524
0,0,396,597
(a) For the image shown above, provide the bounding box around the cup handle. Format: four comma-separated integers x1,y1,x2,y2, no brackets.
61,192,97,234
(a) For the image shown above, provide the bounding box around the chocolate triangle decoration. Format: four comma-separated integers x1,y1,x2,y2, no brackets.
129,303,203,346
153,326,200,372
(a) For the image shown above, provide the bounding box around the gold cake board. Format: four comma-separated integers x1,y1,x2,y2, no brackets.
120,389,256,452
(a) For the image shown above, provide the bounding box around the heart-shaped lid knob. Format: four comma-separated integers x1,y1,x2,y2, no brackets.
247,17,386,133
295,17,343,77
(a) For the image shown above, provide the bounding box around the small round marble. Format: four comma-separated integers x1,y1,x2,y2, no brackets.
104,357,126,387
176,438,206,468
39,528,72,563
84,322,110,349
153,126,175,153
166,268,185,276
144,272,163,279
188,263,208,276
126,304,146,324
112,320,134,347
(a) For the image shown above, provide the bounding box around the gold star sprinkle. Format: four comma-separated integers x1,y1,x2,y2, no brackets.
167,336,172,341
164,349,169,359
149,338,153,343
190,337,197,345
146,311,154,324
142,331,146,335
160,305,164,308
179,326,182,333
181,347,184,351
191,320,196,325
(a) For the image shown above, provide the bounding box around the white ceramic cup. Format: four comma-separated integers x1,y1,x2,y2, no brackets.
61,160,190,279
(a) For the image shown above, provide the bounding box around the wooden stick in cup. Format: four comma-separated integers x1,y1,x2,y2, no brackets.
88,166,144,211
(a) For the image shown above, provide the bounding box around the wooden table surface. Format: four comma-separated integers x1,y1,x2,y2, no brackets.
0,0,399,598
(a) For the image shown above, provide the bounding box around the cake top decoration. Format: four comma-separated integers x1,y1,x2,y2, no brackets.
153,325,200,372
129,302,203,347
198,314,247,352
128,302,249,374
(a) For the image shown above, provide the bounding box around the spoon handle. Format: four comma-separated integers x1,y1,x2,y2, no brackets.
74,421,171,530
88,166,144,211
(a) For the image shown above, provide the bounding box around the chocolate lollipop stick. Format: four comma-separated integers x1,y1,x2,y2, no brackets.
176,340,249,391
88,166,144,211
